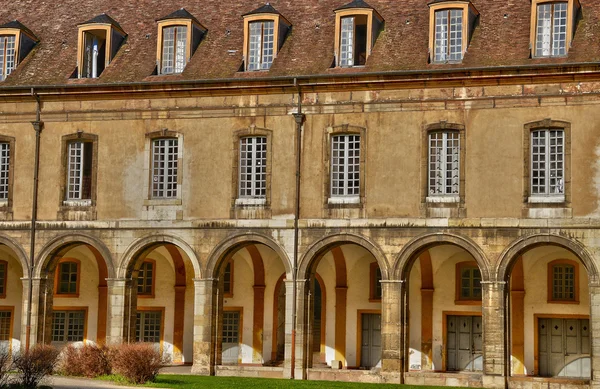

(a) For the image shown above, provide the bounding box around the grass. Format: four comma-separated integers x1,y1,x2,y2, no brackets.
98,374,451,389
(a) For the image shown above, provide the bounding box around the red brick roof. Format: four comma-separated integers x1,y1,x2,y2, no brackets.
1,0,599,87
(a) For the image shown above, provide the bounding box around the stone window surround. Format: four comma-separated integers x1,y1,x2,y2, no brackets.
455,260,482,305
522,118,571,210
231,126,272,213
0,135,15,215
529,0,580,58
53,258,81,299
323,124,367,210
421,121,466,216
58,131,98,219
428,1,479,64
143,129,183,207
547,258,580,304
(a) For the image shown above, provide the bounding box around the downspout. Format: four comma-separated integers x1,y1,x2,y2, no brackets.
290,78,305,379
27,88,43,350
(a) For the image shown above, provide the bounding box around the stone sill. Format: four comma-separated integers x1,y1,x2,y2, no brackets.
528,196,565,204
143,198,182,206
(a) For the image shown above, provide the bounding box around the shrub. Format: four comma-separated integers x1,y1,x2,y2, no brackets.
0,345,12,389
111,343,164,384
13,344,60,389
59,344,111,378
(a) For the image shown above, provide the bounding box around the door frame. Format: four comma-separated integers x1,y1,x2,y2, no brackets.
356,309,381,368
442,310,482,372
533,313,589,376
222,307,243,365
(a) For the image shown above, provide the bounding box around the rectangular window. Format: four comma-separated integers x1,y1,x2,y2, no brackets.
152,138,178,199
0,262,6,297
161,26,187,74
460,266,482,300
52,310,85,343
136,311,162,343
428,131,460,196
0,35,16,81
531,129,564,196
223,261,232,296
435,9,463,62
58,262,78,295
66,141,93,200
331,134,361,197
552,264,575,300
239,137,267,199
536,2,567,57
339,15,367,67
82,31,106,78
0,310,10,341
0,142,9,200
248,21,275,71
137,261,154,296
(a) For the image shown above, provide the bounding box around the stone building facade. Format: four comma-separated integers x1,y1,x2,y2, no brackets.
0,0,600,388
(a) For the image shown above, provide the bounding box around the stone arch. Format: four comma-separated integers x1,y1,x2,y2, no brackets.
393,232,491,281
118,234,201,279
298,233,389,280
0,234,29,275
496,233,599,284
33,233,115,279
205,232,292,279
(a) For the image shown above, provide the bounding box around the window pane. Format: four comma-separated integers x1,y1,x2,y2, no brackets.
248,22,263,71
0,311,10,341
553,264,575,300
536,4,552,57
239,137,267,198
449,9,463,61
162,26,187,74
429,131,460,195
434,10,449,62
331,134,360,197
58,262,78,295
552,3,567,56
0,143,9,200
136,311,162,343
340,17,354,66
137,261,153,295
0,35,16,81
152,138,178,198
531,129,563,196
67,142,84,200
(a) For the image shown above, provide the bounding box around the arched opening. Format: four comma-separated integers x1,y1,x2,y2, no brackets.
37,242,109,348
505,245,592,379
303,242,383,370
402,244,487,373
212,242,287,368
0,243,25,355
124,243,195,363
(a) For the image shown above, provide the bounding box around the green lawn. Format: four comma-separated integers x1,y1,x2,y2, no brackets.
121,375,447,389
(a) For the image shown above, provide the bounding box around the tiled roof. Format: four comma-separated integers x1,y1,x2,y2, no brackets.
78,13,124,32
243,4,283,17
0,0,599,87
334,0,376,12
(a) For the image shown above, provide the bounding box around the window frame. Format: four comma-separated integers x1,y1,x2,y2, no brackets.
135,307,165,354
243,15,283,72
428,1,478,64
369,262,382,302
231,126,272,210
0,307,13,344
325,125,366,206
547,259,580,304
523,119,571,207
455,261,482,305
53,258,81,298
0,136,15,212
144,130,183,205
0,34,17,82
76,22,125,79
530,0,580,58
51,307,87,344
156,18,205,75
333,8,383,68
0,261,7,299
223,260,233,298
59,132,98,208
137,259,156,298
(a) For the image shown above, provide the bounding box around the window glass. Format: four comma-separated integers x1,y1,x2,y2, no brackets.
0,35,16,81
52,310,85,342
460,266,481,299
136,311,162,343
435,9,463,62
248,21,274,71
67,142,93,200
223,261,232,295
331,134,361,197
552,264,575,300
161,26,187,74
82,31,106,78
531,129,564,196
137,261,154,295
239,137,267,198
0,262,6,296
58,262,78,295
152,138,178,199
536,2,567,57
0,142,9,200
339,15,367,67
0,310,10,341
428,131,460,196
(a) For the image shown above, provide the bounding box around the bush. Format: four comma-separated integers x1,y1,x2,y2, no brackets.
111,343,164,384
59,344,111,378
0,345,12,389
13,344,60,389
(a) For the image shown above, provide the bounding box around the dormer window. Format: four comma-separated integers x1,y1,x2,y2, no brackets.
428,1,479,64
0,20,38,82
334,0,383,68
531,0,580,58
77,14,126,79
242,4,290,72
156,8,206,75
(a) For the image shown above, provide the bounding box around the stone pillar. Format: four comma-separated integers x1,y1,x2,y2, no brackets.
191,278,216,375
381,280,403,383
284,279,307,379
589,284,600,389
481,281,507,389
20,277,44,350
105,278,130,346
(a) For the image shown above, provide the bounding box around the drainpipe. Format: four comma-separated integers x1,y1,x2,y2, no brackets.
290,78,305,379
26,88,43,350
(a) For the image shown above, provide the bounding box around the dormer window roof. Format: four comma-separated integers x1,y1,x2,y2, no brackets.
333,0,384,67
0,20,38,82
530,0,581,58
76,13,126,79
242,3,290,72
156,8,207,75
427,0,479,64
